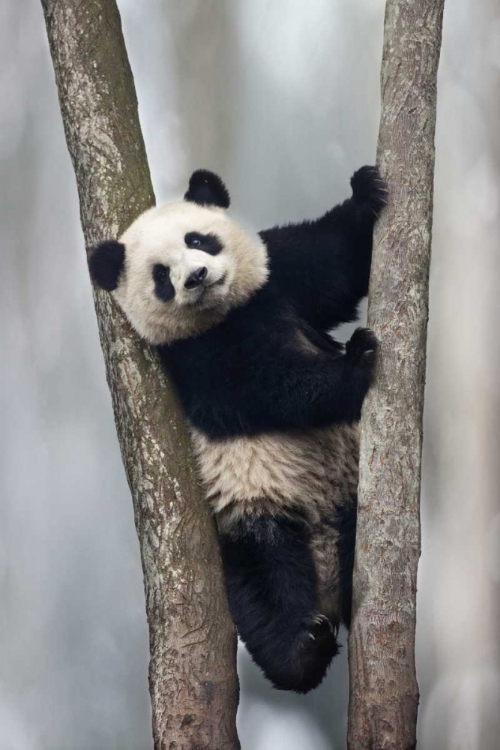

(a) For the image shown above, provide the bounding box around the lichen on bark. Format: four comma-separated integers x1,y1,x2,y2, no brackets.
40,1,240,748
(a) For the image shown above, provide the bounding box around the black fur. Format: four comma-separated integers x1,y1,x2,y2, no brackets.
161,167,386,438
260,166,387,331
219,514,339,693
185,231,224,256
184,169,231,209
334,497,358,629
153,264,176,302
87,240,125,291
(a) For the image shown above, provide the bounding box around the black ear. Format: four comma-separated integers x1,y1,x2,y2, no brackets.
87,240,125,291
184,169,230,209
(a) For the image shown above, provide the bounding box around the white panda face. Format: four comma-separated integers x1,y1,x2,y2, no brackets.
89,179,269,345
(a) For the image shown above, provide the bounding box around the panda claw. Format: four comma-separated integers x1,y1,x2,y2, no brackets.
312,614,334,635
313,614,327,626
350,165,388,218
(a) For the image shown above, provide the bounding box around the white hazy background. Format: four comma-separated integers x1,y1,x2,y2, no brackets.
1,1,500,748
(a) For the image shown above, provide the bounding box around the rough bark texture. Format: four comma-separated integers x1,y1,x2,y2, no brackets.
40,2,240,748
347,2,445,748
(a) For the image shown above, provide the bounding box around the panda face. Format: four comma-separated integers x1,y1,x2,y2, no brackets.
89,173,269,345
120,201,235,309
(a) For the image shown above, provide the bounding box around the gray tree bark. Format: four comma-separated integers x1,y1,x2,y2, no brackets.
40,2,240,748
347,2,445,749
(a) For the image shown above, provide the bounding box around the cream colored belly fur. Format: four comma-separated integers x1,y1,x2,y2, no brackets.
191,423,359,619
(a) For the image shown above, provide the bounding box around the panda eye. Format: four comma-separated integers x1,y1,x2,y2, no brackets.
185,233,202,249
152,264,175,301
185,231,223,256
153,264,169,283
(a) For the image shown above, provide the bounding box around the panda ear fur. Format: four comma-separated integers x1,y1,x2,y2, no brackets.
184,169,230,209
87,240,125,291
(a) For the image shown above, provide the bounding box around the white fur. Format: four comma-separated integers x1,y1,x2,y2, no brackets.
192,423,359,620
113,201,269,344
191,424,359,519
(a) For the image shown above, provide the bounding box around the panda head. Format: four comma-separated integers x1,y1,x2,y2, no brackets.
88,170,269,344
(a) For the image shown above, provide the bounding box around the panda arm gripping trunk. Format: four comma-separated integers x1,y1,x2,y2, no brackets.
40,1,240,749
260,166,388,331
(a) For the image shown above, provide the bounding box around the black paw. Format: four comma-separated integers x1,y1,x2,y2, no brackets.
345,327,378,368
350,165,388,219
253,613,340,694
344,328,378,418
278,614,339,693
302,613,337,643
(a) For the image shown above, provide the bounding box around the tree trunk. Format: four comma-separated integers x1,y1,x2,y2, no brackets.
40,2,240,748
347,1,445,748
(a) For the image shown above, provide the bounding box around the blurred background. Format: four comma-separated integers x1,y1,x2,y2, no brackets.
1,0,499,748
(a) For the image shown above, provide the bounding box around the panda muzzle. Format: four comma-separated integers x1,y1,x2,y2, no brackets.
184,267,208,290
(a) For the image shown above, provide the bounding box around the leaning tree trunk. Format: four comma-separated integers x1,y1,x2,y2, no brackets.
347,1,445,748
40,2,240,748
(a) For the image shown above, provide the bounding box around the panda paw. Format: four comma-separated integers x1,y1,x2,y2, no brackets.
350,165,388,220
344,328,378,416
261,613,340,693
345,327,378,368
305,613,338,642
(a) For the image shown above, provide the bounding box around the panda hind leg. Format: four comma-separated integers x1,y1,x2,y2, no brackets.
219,512,340,693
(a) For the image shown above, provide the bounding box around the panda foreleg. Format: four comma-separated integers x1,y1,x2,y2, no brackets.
219,512,340,693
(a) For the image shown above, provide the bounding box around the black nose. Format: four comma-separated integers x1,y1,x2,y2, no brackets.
185,267,207,289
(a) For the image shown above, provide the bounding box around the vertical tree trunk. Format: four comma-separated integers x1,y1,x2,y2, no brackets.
40,2,240,748
347,1,445,748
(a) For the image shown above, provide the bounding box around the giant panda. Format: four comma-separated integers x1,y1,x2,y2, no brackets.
88,166,387,693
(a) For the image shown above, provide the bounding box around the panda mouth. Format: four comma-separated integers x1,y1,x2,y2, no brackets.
184,273,227,309
208,273,227,288
190,273,227,309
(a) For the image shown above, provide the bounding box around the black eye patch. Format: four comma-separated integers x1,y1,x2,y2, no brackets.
184,231,224,256
152,264,175,302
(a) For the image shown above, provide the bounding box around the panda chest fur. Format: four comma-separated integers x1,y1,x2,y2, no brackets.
191,423,359,617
